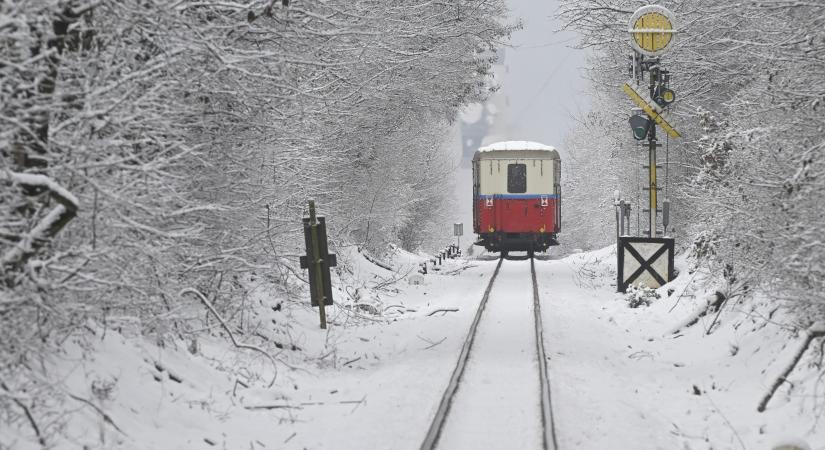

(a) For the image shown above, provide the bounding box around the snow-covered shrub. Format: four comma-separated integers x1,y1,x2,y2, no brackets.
625,284,661,308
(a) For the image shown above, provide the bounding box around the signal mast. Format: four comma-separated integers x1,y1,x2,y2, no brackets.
616,5,680,293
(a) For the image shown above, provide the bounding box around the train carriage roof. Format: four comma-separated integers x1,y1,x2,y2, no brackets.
473,141,559,160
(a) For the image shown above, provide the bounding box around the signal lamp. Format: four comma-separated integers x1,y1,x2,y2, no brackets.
629,115,652,141
655,87,676,106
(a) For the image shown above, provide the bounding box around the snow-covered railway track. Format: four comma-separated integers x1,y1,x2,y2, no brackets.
420,257,558,450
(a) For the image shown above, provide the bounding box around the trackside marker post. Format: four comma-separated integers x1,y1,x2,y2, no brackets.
309,201,326,328
299,200,337,329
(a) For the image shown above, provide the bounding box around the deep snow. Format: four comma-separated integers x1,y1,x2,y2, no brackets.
438,258,542,449
5,246,824,449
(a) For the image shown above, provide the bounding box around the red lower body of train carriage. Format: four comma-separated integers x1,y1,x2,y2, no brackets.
474,194,560,254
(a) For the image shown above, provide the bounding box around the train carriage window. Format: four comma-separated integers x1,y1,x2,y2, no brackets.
507,163,527,193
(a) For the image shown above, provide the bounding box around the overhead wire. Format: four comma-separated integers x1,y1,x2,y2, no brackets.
513,36,578,49
511,50,574,124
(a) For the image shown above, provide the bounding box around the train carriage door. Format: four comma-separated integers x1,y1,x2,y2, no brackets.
554,159,562,232
472,160,479,232
507,163,527,193
507,162,527,229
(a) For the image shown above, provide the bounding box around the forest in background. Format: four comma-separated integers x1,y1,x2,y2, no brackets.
0,0,514,439
557,1,825,325
8,0,825,444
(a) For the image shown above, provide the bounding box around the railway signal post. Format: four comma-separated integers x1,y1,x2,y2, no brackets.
617,5,680,293
625,5,680,238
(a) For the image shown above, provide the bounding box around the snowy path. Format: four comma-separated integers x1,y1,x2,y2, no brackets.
259,258,504,450
436,258,544,449
536,257,676,448
536,256,686,449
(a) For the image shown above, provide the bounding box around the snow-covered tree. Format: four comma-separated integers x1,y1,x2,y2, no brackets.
557,0,825,322
1,0,514,443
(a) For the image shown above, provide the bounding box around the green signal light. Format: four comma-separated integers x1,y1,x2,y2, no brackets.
629,115,652,141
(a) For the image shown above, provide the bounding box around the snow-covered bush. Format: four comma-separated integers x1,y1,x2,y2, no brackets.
625,284,661,309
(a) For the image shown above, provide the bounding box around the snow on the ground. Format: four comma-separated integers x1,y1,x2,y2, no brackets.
438,258,542,450
257,248,499,449
4,247,497,450
539,246,824,450
7,246,823,449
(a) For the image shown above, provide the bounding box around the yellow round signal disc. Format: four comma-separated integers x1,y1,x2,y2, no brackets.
629,6,676,57
633,13,672,53
662,89,675,103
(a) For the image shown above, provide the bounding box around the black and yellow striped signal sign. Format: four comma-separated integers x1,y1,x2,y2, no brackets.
622,83,681,139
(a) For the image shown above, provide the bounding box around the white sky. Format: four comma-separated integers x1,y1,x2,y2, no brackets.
501,0,587,154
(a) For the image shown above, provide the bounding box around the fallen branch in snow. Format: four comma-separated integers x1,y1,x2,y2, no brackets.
244,404,303,410
704,294,729,335
669,422,706,441
67,392,127,436
371,266,416,291
362,251,393,271
427,308,459,316
181,288,278,387
757,322,825,412
627,350,654,360
383,304,418,315
0,378,45,446
670,291,727,335
247,397,367,411
343,356,361,366
705,393,746,450
347,394,367,413
441,264,476,276
421,336,447,350
232,379,249,396
668,268,703,313
337,305,387,323
293,397,368,413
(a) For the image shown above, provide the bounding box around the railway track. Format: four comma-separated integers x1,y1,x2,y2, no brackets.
420,256,558,450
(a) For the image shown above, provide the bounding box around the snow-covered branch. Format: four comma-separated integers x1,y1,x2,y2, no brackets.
1,171,78,268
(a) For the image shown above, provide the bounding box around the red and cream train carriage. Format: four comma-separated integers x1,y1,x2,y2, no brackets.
472,141,561,255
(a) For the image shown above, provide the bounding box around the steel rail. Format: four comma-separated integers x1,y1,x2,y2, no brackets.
419,257,504,450
531,257,559,450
